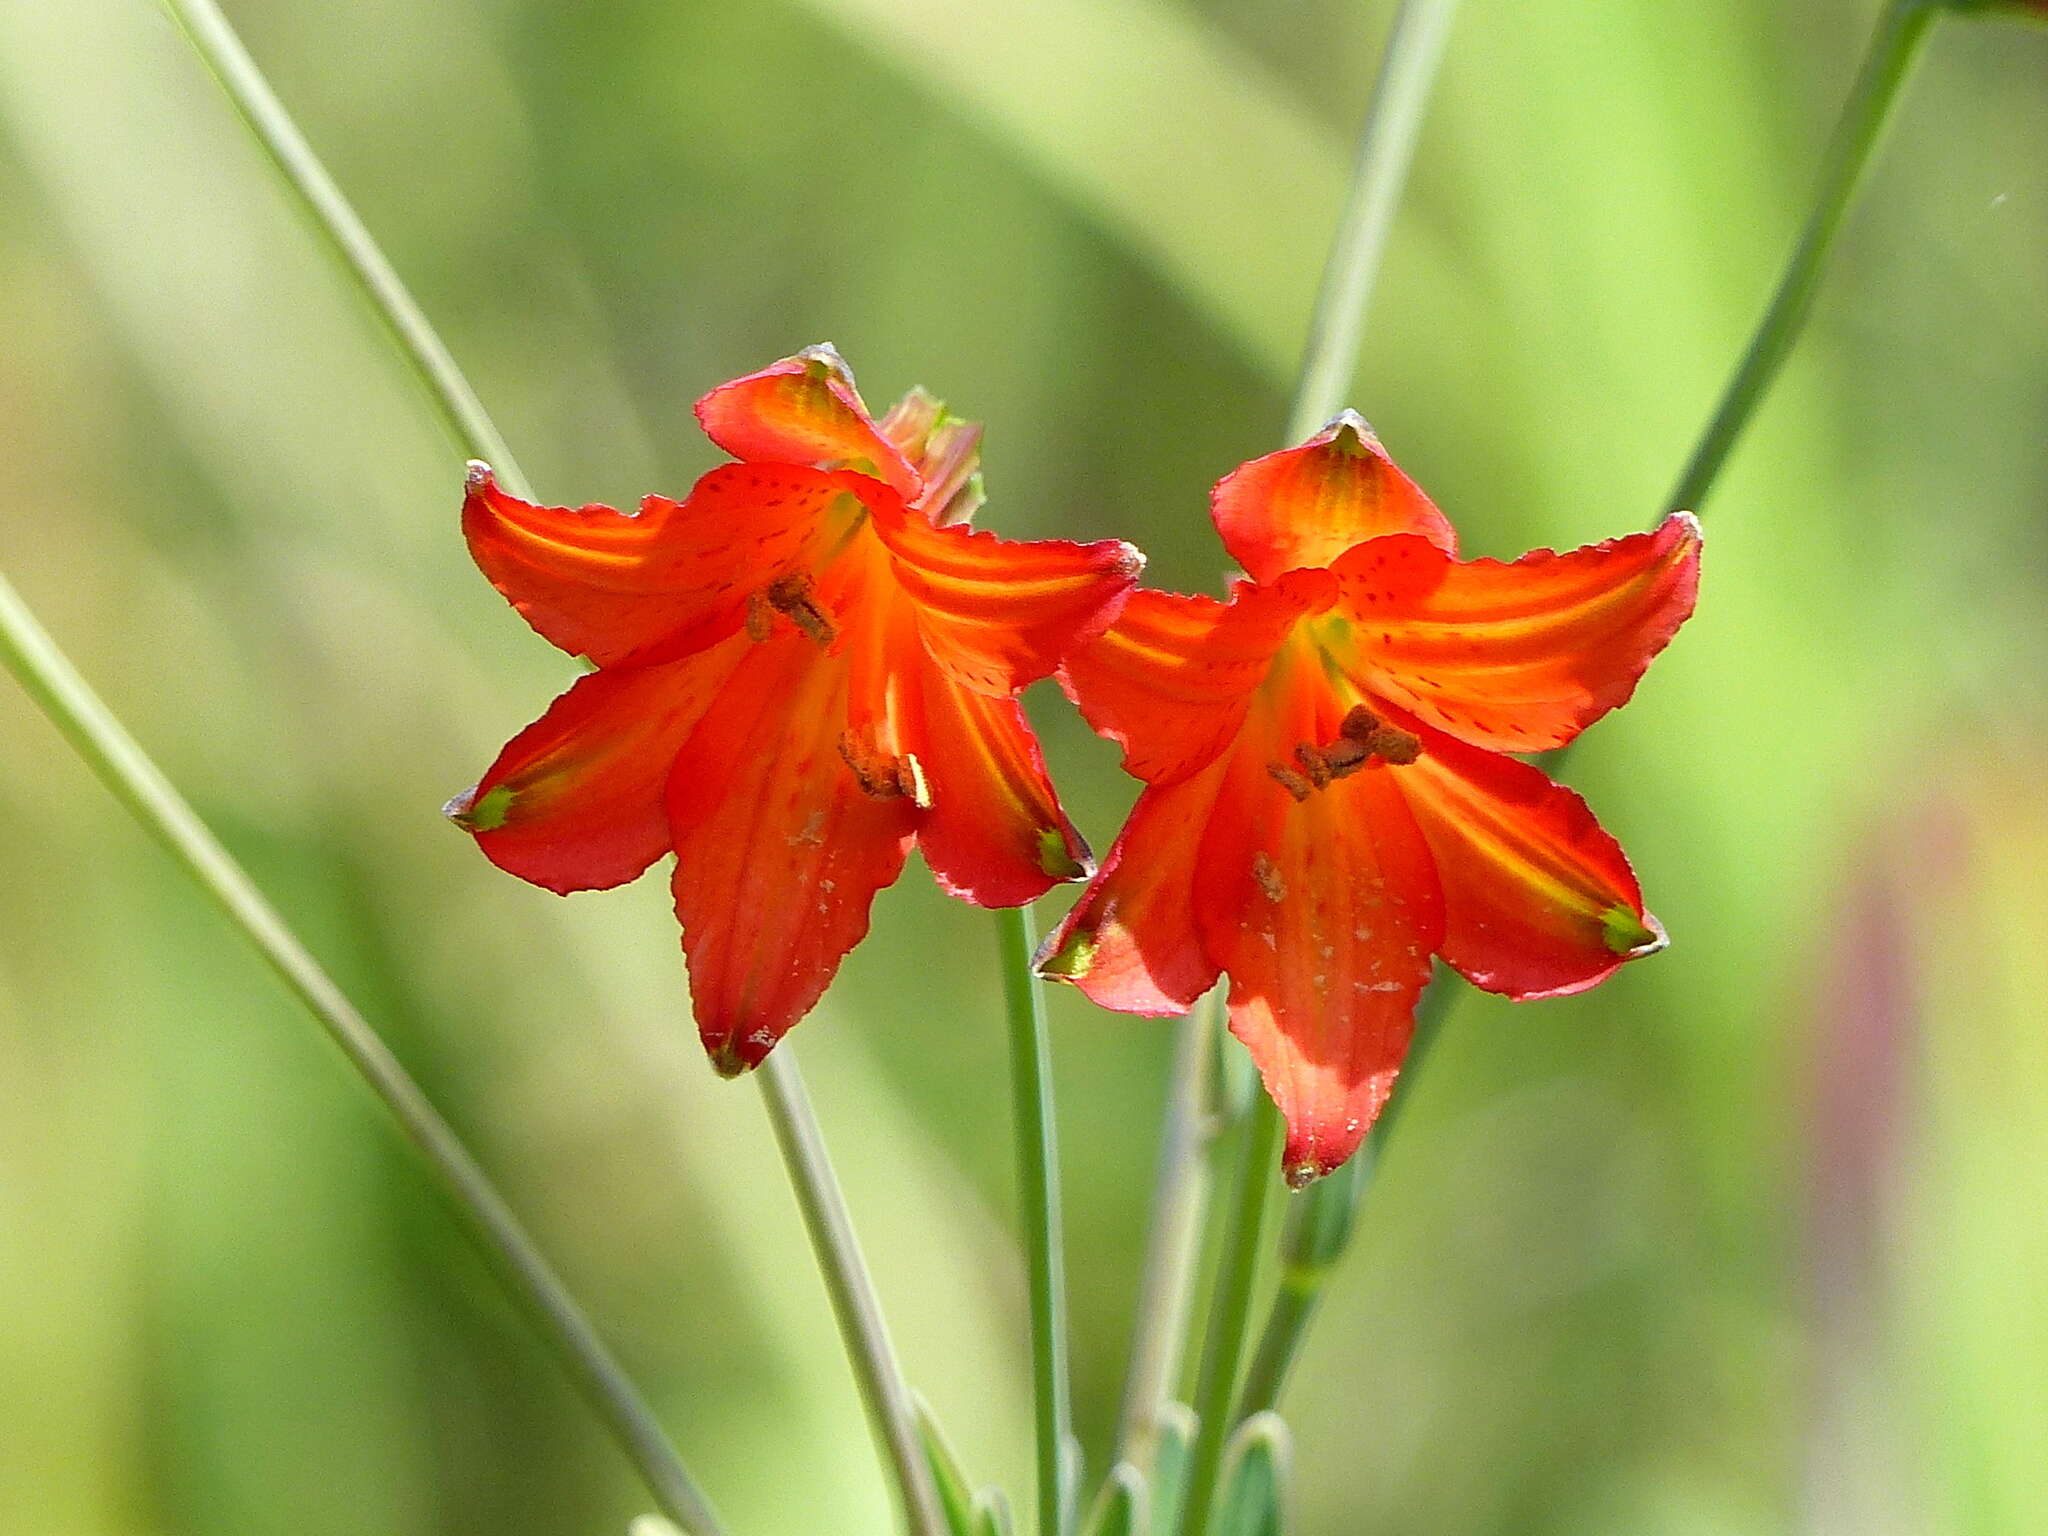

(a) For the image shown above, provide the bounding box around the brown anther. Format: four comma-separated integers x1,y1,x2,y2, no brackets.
1266,762,1314,802
1319,736,1370,773
1292,744,1334,788
744,590,773,642
1367,725,1422,765
1252,852,1286,903
838,732,929,806
1339,704,1381,743
762,572,837,647
895,752,932,810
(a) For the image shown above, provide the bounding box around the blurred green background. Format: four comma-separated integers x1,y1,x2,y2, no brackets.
2,0,2045,1531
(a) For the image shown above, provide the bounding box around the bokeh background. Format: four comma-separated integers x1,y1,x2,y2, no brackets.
2,0,2045,1531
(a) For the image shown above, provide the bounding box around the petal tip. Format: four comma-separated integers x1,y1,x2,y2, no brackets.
1601,904,1668,959
465,459,493,490
1283,1158,1328,1192
1036,825,1093,883
1316,408,1378,450
444,782,515,833
1033,925,1097,982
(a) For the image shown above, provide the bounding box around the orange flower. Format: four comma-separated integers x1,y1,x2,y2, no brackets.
1038,415,1700,1184
451,347,1142,1072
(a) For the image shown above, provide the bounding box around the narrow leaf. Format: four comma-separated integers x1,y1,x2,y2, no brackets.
971,1487,1016,1536
912,1391,980,1536
1147,1401,1198,1536
1214,1412,1292,1536
1081,1463,1148,1536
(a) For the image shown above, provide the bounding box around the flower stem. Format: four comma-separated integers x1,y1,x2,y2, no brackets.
755,1052,948,1536
996,903,1074,1536
1232,988,1450,1416
1284,0,1462,443
1112,995,1218,1468
1179,1097,1286,1536
156,0,530,498
1667,0,1937,513
0,568,724,1536
1163,5,1464,1526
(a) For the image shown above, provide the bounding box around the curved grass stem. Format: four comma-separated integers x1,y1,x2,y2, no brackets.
157,0,529,497
756,1052,949,1536
1668,0,1938,512
0,569,724,1536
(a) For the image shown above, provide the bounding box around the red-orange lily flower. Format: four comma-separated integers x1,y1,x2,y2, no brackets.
1038,415,1700,1185
451,346,1142,1072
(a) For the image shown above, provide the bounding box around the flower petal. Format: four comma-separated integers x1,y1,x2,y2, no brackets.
1211,412,1456,581
449,641,748,895
1191,678,1444,1185
1035,768,1226,1016
665,629,917,1073
871,496,1143,695
463,462,845,667
693,345,921,500
915,672,1092,908
1057,572,1334,785
1395,725,1663,1000
1333,513,1701,752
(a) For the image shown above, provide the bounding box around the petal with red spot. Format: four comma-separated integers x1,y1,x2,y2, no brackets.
1191,675,1444,1184
463,462,846,667
1058,571,1334,786
693,345,921,499
1211,412,1456,582
1395,724,1663,1001
666,630,918,1073
1332,513,1701,752
871,496,1142,695
450,639,749,894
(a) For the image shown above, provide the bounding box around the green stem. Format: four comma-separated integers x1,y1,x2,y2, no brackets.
1112,994,1219,1467
755,1053,948,1536
1179,1099,1286,1536
1233,986,1450,1416
997,904,1074,1536
1667,0,1937,513
157,0,530,498
1284,0,1462,443
0,569,724,1536
1158,6,1464,1521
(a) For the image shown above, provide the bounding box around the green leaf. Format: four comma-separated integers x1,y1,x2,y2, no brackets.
972,1486,1016,1536
1214,1412,1293,1536
1081,1463,1148,1536
1147,1401,1198,1536
912,1391,980,1536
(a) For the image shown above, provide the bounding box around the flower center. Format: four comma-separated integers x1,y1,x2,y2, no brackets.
1266,703,1420,803
747,571,837,647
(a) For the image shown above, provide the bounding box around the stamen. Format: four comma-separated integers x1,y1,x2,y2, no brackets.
1367,725,1421,765
1339,704,1380,742
1267,762,1314,802
755,572,837,647
838,731,930,806
1271,707,1424,799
